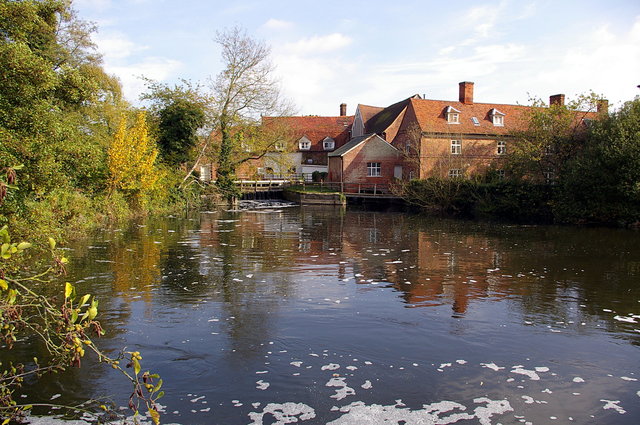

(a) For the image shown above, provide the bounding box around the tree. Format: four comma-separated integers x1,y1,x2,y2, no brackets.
107,112,160,206
141,79,209,167
211,27,294,202
556,97,640,224
507,93,604,182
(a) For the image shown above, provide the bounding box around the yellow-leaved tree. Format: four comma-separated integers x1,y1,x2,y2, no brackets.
108,112,160,205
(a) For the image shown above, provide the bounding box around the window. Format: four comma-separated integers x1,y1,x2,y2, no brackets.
471,117,480,126
274,142,284,151
367,162,381,177
449,169,462,178
451,140,461,155
298,137,311,150
323,137,335,150
490,108,505,126
497,169,505,179
497,140,506,155
446,106,461,124
543,171,555,184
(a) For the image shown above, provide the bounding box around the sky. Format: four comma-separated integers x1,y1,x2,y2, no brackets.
73,0,640,116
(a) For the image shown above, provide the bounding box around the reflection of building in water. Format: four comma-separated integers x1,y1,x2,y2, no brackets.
292,210,516,316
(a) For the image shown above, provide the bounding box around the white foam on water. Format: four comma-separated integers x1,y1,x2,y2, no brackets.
573,377,585,383
481,362,505,371
326,377,355,401
620,376,637,381
290,361,303,367
248,402,316,425
600,399,626,414
511,366,540,380
361,380,372,389
614,315,637,323
321,363,340,371
256,380,270,390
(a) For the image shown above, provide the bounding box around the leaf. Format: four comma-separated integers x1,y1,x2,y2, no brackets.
71,310,78,323
79,294,90,306
153,379,163,392
133,357,141,375
48,237,56,250
155,390,164,400
148,408,160,425
65,282,74,299
0,226,10,244
16,242,31,251
1,243,9,257
87,306,97,321
0,279,7,291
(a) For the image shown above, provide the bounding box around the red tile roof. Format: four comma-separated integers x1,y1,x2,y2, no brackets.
263,115,354,151
408,98,532,135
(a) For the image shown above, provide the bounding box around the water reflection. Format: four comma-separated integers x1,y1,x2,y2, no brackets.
10,206,639,424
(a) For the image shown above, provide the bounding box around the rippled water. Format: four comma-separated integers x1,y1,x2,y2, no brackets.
14,205,640,424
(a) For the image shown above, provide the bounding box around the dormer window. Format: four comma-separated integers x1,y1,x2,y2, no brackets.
298,136,311,150
490,108,505,126
322,137,335,150
445,106,461,124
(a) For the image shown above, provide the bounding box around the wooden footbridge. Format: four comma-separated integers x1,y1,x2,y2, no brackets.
235,175,401,201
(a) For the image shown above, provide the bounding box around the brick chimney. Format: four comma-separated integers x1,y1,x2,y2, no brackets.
340,103,347,116
597,99,609,114
549,94,565,106
459,81,474,105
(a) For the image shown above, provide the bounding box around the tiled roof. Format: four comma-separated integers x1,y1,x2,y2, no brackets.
328,135,373,157
364,95,420,135
357,104,384,126
263,115,353,151
409,98,533,135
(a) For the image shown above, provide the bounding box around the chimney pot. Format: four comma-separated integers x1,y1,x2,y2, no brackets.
549,94,565,106
340,103,347,116
459,81,474,104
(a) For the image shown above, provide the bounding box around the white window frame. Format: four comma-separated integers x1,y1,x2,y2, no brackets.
446,106,461,124
497,140,506,155
490,108,505,126
299,140,311,150
367,162,382,177
448,169,462,178
322,137,335,150
497,169,505,179
274,142,284,151
451,140,461,155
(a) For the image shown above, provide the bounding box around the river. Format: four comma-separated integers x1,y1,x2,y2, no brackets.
16,204,640,424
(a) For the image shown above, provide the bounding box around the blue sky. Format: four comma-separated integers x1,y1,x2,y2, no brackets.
74,0,640,116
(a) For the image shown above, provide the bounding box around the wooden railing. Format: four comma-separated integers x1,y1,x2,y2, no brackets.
233,176,398,198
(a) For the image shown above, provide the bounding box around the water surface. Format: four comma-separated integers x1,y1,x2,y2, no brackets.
18,205,640,424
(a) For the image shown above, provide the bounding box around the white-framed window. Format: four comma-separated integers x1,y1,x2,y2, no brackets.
490,108,505,126
367,162,381,177
446,106,461,124
323,137,335,150
497,140,506,155
471,117,480,126
449,169,462,178
451,140,461,155
274,142,284,151
497,169,505,179
298,137,311,150
408,171,414,180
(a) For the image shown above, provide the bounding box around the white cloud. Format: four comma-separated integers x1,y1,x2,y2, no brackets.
263,18,294,31
282,33,352,55
93,32,148,60
106,57,183,102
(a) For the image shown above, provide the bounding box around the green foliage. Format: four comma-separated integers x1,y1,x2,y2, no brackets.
0,227,163,423
556,98,640,225
507,92,604,182
141,79,209,167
